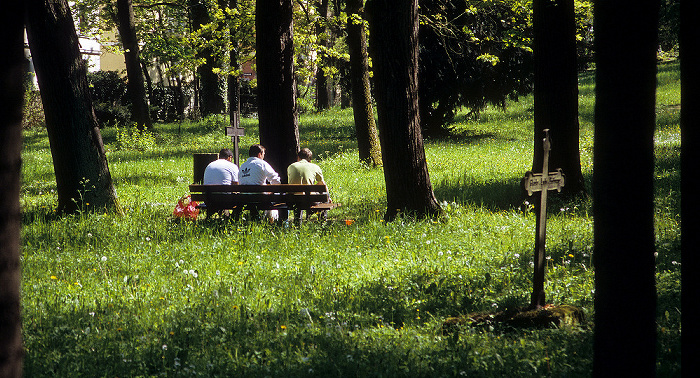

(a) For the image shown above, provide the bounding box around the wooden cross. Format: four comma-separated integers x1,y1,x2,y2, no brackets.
522,129,565,309
226,125,245,166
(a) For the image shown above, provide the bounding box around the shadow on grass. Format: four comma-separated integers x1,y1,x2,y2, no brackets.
22,269,597,377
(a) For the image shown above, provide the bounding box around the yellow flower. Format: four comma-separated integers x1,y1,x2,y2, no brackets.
568,254,574,258
50,275,57,280
280,325,287,330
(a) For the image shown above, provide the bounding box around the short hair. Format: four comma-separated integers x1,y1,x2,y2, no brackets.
297,148,313,160
219,148,233,160
249,144,266,157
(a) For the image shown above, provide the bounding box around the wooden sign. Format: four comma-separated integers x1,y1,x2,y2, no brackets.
522,169,565,196
225,126,245,166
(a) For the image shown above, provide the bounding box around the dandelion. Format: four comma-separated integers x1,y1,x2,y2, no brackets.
50,275,57,280
280,325,287,330
568,254,574,258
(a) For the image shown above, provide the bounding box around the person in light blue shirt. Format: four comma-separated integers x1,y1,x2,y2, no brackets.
203,148,238,185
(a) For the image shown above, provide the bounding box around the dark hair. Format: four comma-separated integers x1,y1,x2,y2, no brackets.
219,148,233,160
297,148,313,160
249,144,266,157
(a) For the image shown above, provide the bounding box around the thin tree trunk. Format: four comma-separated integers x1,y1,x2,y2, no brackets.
0,2,25,375
315,0,333,111
680,0,700,372
593,0,659,375
229,0,241,130
532,0,585,197
26,0,121,214
190,0,225,116
346,0,382,167
256,0,300,178
116,0,152,130
366,0,440,220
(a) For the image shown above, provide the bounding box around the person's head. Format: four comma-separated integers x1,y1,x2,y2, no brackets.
219,148,234,161
249,144,266,158
297,148,313,161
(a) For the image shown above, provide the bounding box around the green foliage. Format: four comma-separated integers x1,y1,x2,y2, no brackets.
115,124,157,151
22,74,45,129
418,0,535,134
87,71,131,127
19,66,681,376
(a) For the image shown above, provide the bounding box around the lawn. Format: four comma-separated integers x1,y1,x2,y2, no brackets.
19,62,681,377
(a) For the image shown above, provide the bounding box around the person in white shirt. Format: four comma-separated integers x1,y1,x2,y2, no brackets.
239,144,280,185
203,148,238,185
239,144,280,221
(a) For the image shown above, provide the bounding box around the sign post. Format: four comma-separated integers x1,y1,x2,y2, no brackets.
522,129,565,309
226,125,245,166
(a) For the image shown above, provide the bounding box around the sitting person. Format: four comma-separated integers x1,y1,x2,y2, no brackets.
287,148,328,221
239,144,280,221
202,148,239,218
239,144,280,185
203,148,238,185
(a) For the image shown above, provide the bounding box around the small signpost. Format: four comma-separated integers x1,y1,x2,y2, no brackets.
226,124,245,166
522,129,565,309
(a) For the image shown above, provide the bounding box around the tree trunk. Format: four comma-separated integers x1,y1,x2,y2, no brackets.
532,0,585,197
366,0,440,220
593,0,659,375
116,0,153,130
315,0,333,111
26,0,121,214
256,0,300,179
0,3,25,376
346,0,382,167
680,0,700,372
228,0,241,131
190,0,226,116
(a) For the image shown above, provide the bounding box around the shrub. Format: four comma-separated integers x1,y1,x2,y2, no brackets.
88,71,131,127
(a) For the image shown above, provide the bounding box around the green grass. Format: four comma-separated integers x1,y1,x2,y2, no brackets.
20,63,680,376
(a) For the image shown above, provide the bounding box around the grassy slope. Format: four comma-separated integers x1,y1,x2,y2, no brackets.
19,63,680,377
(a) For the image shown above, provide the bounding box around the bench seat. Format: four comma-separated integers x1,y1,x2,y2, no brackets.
189,184,340,219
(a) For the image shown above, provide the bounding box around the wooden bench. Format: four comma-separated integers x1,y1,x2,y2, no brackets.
189,183,340,221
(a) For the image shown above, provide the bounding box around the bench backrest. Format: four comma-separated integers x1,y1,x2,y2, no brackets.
189,184,330,205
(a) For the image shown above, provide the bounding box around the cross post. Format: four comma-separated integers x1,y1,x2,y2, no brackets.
226,123,245,166
521,129,565,309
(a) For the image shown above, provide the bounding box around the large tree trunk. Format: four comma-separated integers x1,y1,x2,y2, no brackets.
26,0,121,214
680,0,700,372
593,0,659,375
315,0,333,111
532,0,585,197
116,0,153,130
0,3,25,376
346,0,382,167
256,0,300,178
366,0,440,220
190,0,226,116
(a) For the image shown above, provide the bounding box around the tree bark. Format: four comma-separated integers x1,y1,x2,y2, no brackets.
593,0,659,375
680,0,700,372
26,0,121,214
0,2,25,375
315,0,333,111
228,0,241,131
256,0,300,178
366,0,440,220
116,0,153,130
346,0,382,167
532,0,585,197
190,0,226,116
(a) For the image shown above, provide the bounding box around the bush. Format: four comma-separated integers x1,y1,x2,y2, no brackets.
22,77,45,129
88,71,131,127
